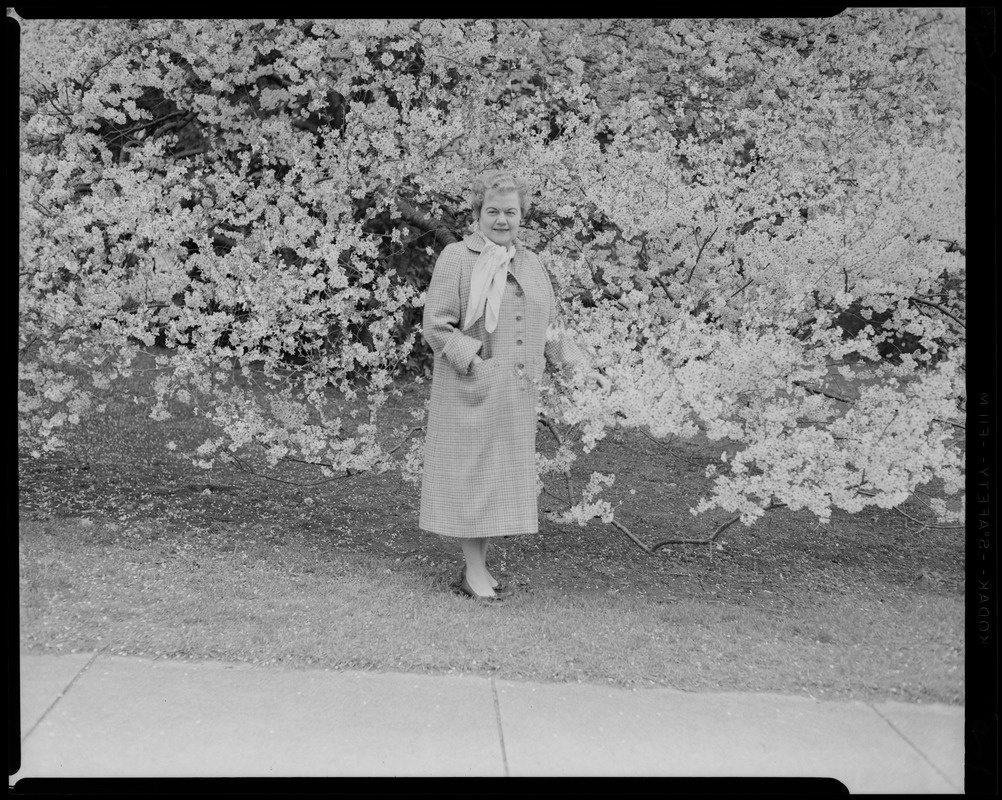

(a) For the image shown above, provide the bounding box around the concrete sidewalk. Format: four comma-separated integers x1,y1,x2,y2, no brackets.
12,652,963,791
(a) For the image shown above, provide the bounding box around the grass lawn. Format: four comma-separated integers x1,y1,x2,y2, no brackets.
19,349,964,705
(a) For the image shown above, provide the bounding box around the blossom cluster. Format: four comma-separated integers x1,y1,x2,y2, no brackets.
19,14,964,526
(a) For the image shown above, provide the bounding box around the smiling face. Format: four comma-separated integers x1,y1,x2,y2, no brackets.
477,188,522,247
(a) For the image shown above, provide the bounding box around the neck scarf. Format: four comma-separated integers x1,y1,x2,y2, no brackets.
463,239,515,333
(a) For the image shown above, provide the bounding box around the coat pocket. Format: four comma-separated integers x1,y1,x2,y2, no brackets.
457,358,498,406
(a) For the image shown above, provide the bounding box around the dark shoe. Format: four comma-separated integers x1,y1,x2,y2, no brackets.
458,575,503,602
460,566,504,593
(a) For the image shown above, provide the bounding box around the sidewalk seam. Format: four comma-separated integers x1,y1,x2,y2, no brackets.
490,677,510,777
867,702,961,792
20,651,102,743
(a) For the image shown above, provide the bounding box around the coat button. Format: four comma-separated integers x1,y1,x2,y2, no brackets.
517,363,525,370
516,339,523,346
515,315,522,321
515,289,524,297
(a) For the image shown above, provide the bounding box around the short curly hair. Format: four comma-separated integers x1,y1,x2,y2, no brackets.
469,170,531,217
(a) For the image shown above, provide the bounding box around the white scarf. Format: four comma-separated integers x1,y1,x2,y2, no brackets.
462,240,516,334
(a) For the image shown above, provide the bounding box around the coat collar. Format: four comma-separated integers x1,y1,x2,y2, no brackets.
463,231,524,279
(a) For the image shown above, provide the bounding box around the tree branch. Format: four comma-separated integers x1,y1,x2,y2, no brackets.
934,418,965,431
792,380,853,403
608,501,787,554
934,238,965,255
226,451,355,487
609,519,657,553
153,110,198,139
172,145,208,159
907,296,965,329
604,513,740,555
728,278,754,299
539,414,574,505
382,425,425,456
640,430,702,466
108,110,186,143
685,227,718,283
394,194,459,246
19,336,41,362
891,504,963,530
650,514,740,550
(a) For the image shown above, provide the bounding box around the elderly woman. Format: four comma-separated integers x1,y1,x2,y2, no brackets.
419,171,606,600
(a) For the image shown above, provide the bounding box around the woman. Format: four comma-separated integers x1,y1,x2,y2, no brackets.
419,171,606,600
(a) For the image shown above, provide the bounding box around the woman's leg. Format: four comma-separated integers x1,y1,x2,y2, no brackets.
479,538,499,588
460,537,495,597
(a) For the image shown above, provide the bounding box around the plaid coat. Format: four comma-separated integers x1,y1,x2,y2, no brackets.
419,232,586,538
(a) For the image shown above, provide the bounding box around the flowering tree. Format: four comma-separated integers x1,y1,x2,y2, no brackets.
19,13,965,531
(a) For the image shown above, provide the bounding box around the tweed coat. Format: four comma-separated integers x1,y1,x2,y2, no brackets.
419,231,586,538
